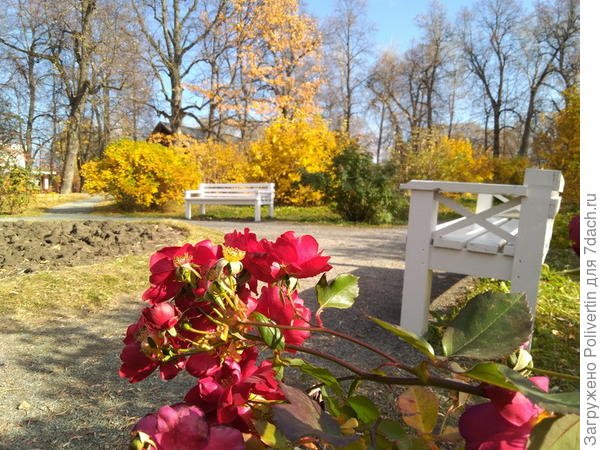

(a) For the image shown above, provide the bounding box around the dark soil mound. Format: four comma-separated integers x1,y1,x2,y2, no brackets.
0,220,187,278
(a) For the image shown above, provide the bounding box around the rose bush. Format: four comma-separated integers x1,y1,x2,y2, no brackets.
121,229,579,449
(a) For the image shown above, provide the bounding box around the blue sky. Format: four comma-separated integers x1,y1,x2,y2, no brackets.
302,0,513,52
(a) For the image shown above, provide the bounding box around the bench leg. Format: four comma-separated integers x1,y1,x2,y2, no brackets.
185,202,192,220
510,170,563,349
201,204,206,216
401,190,439,336
254,200,262,222
269,203,274,218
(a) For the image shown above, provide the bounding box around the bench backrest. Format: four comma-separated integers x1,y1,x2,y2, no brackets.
198,183,275,201
401,169,563,257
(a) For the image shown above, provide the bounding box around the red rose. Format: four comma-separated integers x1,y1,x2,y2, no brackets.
132,403,244,450
271,231,332,278
255,285,311,347
459,376,549,450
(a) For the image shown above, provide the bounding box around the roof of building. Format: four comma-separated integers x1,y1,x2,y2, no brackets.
150,122,206,140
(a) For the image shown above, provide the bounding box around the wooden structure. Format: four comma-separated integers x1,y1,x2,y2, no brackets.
400,169,564,336
184,183,275,222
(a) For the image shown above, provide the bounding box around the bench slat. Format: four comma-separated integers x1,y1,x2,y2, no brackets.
466,219,519,255
401,180,527,196
433,216,509,250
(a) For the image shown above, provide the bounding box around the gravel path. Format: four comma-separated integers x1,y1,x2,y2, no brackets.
0,199,469,449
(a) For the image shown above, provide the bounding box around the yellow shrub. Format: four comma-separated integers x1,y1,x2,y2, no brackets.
82,140,200,210
148,133,249,183
247,114,339,205
491,156,530,184
398,130,493,184
533,86,579,206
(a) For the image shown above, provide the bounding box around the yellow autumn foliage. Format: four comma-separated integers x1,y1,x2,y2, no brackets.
82,140,200,210
186,140,249,184
232,0,323,120
533,86,579,206
397,130,493,184
148,133,249,183
490,156,530,185
247,114,338,205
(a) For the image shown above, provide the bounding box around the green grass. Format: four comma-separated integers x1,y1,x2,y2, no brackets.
184,204,344,223
90,199,371,224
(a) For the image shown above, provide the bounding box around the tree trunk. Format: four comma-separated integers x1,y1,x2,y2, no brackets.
25,52,36,166
344,57,352,135
518,90,536,156
102,84,111,149
376,103,385,164
170,72,183,133
492,107,501,158
61,118,79,194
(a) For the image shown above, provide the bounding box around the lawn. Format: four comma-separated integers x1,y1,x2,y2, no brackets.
90,201,347,223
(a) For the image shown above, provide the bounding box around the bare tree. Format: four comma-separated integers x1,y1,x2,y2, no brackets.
515,0,579,156
368,46,434,148
0,0,54,165
39,0,98,192
321,0,373,135
132,0,227,134
458,0,521,157
416,0,451,130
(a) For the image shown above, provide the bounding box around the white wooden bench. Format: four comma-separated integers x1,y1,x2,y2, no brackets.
400,169,564,336
184,183,275,222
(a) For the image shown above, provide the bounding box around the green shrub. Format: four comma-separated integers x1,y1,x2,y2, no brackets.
0,165,37,214
305,143,405,224
81,140,200,211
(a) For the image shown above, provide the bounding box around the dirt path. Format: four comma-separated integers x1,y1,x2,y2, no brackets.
0,203,469,449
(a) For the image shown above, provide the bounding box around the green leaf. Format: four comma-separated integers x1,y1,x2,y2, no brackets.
318,385,342,417
347,395,379,424
316,273,359,311
396,387,439,434
497,366,580,414
460,362,519,390
251,312,285,350
369,316,436,361
272,384,359,447
460,363,580,414
442,292,532,359
377,419,408,441
285,358,344,396
528,415,580,449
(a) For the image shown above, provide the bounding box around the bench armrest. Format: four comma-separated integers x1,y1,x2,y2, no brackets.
401,180,527,197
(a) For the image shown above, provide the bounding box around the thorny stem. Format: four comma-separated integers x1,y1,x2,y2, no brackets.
240,320,415,374
283,343,485,397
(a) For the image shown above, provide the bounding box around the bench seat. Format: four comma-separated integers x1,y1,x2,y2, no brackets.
433,217,519,255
